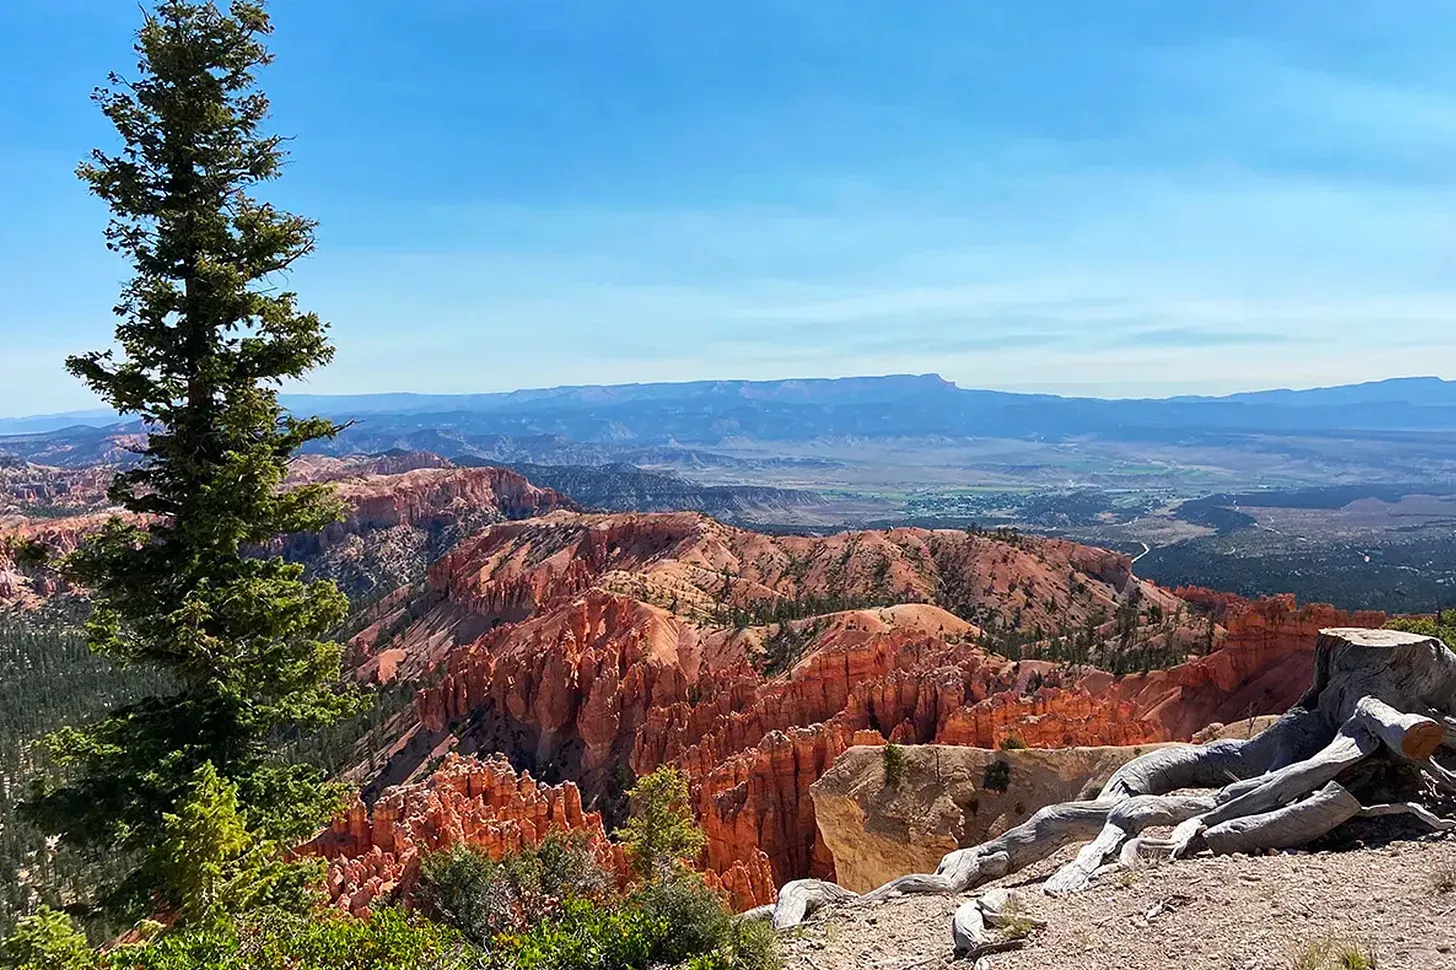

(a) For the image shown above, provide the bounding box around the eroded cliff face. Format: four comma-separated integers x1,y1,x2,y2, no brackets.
0,512,118,606
808,743,1178,891
0,460,574,608
1082,593,1386,739
276,465,576,601
347,510,1385,892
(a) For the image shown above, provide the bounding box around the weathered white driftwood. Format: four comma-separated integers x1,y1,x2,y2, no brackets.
951,889,1036,964
771,878,858,930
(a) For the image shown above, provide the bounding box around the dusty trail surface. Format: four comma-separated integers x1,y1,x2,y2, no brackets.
781,834,1456,970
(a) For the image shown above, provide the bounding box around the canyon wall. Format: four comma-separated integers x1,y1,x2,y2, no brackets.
352,509,1384,891
0,460,573,608
2,457,1391,905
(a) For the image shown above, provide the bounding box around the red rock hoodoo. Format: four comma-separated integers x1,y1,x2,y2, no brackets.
305,753,626,916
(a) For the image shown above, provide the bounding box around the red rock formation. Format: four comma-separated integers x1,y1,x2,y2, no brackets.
278,466,574,566
5,457,1392,906
0,462,572,610
0,461,113,514
285,451,457,483
327,467,574,539
701,851,779,913
304,753,628,916
306,751,778,914
377,512,1388,891
1125,592,1387,737
0,511,122,606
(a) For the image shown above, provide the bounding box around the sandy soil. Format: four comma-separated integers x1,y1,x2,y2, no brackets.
780,832,1456,970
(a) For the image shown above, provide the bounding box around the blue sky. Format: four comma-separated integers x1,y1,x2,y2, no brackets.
3,1,1456,416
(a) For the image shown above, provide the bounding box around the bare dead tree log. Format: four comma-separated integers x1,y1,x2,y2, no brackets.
1202,781,1363,855
772,879,858,929
768,627,1456,930
977,888,1044,930
950,898,986,959
952,889,1038,964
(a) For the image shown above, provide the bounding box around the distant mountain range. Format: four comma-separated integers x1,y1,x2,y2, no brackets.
9,374,1456,442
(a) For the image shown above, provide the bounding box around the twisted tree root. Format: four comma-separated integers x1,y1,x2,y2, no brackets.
1356,800,1456,831
771,879,858,930
1203,781,1363,855
1043,793,1215,893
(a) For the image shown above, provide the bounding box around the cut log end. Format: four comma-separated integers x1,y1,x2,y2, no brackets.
1317,627,1440,650
1353,695,1445,760
1401,720,1446,759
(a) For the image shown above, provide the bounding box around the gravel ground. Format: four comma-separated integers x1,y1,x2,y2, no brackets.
780,833,1456,970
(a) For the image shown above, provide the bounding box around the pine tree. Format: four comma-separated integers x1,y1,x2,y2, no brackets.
156,763,320,925
0,906,92,970
21,0,354,920
620,767,707,880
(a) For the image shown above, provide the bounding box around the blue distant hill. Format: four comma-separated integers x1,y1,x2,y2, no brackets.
7,373,1456,442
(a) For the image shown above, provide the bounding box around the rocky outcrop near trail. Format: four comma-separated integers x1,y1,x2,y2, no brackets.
809,743,1179,892
779,834,1456,970
765,624,1456,968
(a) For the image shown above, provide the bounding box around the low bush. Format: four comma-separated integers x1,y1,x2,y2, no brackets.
982,760,1012,793
1291,938,1378,970
103,907,479,970
417,833,613,946
503,878,777,970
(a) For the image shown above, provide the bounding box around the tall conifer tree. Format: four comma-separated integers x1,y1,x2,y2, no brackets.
23,0,354,918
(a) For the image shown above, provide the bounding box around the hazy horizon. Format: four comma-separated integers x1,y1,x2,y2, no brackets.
5,371,1456,425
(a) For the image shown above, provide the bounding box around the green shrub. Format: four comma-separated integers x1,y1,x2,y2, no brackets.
503,878,777,970
982,760,1012,794
620,768,706,880
417,833,612,946
1290,938,1378,970
880,743,906,790
104,907,478,970
0,906,94,970
998,734,1027,751
157,763,322,927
